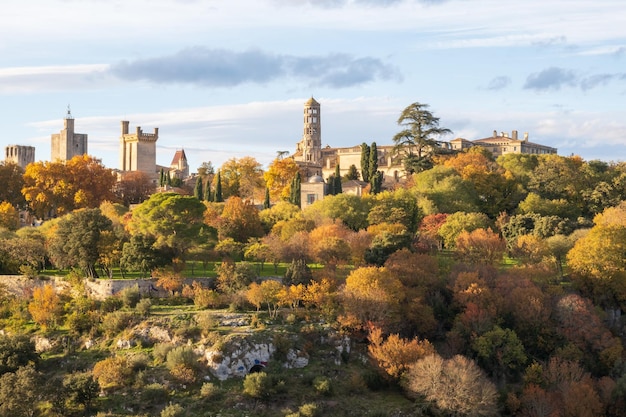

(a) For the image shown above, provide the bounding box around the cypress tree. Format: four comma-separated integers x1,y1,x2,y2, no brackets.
263,187,271,209
193,177,203,200
159,168,165,187
370,171,383,195
369,142,378,182
204,180,212,202
334,164,342,194
214,171,223,202
166,171,172,186
361,142,370,183
290,172,301,208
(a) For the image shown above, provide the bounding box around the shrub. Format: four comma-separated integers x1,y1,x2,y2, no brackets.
141,382,169,403
299,403,320,417
312,376,332,396
101,311,136,335
153,343,175,364
161,403,186,417
195,311,218,332
200,382,221,399
0,334,39,374
100,296,123,312
92,356,134,390
136,298,152,316
66,310,100,336
120,285,141,308
166,346,199,384
242,371,272,399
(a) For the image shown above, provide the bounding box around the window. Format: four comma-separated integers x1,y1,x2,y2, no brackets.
307,194,316,205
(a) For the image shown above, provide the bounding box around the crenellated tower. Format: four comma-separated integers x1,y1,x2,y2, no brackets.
296,97,322,164
119,120,159,179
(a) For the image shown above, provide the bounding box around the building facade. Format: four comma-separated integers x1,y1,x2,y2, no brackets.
450,130,557,158
119,121,159,180
51,108,88,162
169,149,189,179
5,145,35,169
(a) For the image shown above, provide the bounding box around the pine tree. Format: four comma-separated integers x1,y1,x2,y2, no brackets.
369,142,378,183
193,178,203,200
204,180,212,202
214,171,223,202
361,143,370,183
263,187,271,209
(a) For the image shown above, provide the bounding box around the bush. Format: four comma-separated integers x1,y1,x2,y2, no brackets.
92,356,134,390
161,403,186,417
141,382,169,403
136,298,152,316
101,311,136,335
313,376,332,396
195,311,218,332
153,343,175,364
242,371,272,399
299,403,320,417
100,296,123,313
166,345,198,370
0,334,39,374
120,285,141,308
200,382,221,399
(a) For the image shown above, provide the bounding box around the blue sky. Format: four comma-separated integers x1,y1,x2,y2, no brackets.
1,0,625,172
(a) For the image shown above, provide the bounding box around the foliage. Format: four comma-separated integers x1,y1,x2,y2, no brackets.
0,365,42,417
28,283,62,329
392,102,452,174
455,228,506,265
0,162,25,208
438,211,491,249
217,196,264,242
218,156,264,200
242,371,273,399
472,326,527,383
116,170,156,205
0,334,38,375
264,157,301,201
92,355,134,390
0,202,19,231
290,172,302,207
47,208,113,278
404,354,499,417
368,325,434,380
216,261,258,294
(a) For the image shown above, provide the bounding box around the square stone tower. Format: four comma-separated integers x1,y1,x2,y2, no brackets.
5,145,35,170
51,107,88,161
119,121,159,180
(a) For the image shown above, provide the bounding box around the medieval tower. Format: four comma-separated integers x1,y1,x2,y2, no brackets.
119,121,159,179
51,107,88,161
296,97,322,164
5,145,35,169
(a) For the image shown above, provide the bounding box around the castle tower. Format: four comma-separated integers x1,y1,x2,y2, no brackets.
170,149,189,179
51,107,88,161
5,145,35,169
119,120,159,180
296,97,322,164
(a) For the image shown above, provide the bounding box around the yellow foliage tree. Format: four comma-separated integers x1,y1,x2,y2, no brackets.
0,201,19,230
28,284,62,329
264,157,300,201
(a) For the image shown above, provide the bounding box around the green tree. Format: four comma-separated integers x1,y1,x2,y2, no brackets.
263,187,271,209
438,211,491,249
304,193,371,231
194,177,203,200
214,171,223,202
344,164,360,181
47,208,113,278
472,326,527,384
0,365,43,417
290,172,301,207
392,102,452,174
361,142,371,183
369,142,378,182
121,234,173,277
127,193,207,263
334,164,342,195
370,171,383,195
0,334,38,375
0,162,25,208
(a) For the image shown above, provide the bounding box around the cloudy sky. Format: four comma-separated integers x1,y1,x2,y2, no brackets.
1,0,624,172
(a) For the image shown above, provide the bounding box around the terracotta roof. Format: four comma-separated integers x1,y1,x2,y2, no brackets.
170,149,187,165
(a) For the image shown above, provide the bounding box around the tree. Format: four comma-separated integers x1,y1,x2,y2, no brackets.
392,102,452,174
127,193,207,263
404,354,498,417
47,208,114,278
0,334,38,375
361,142,371,183
28,284,62,329
370,171,383,195
217,196,264,243
438,212,492,249
472,326,527,384
218,156,264,201
289,172,301,207
368,189,421,233
333,164,342,195
22,155,117,218
193,177,203,200
304,193,370,231
264,157,300,201
121,234,173,277
0,365,43,417
0,162,25,208
368,325,434,381
213,171,223,202
344,164,360,181
263,187,270,209
369,142,378,181
115,171,155,206
0,202,19,230
455,228,506,265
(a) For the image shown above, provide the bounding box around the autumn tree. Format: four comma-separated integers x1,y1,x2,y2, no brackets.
47,208,113,278
115,171,155,206
217,196,264,243
218,156,264,201
264,157,300,201
303,193,370,231
22,155,116,218
404,354,499,417
0,162,25,208
28,284,62,329
438,211,492,249
411,166,479,214
0,202,19,230
368,325,434,381
367,188,421,233
455,228,506,265
341,266,404,332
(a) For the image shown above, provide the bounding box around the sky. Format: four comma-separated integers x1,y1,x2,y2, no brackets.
1,0,625,173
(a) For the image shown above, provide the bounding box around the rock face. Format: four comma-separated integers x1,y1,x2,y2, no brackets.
203,334,310,381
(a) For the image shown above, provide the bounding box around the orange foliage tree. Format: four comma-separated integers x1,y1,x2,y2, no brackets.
28,284,62,329
455,228,506,265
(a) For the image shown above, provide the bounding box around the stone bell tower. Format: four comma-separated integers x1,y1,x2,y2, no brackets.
296,97,322,164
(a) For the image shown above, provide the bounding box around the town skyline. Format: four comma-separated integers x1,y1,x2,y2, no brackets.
1,0,624,171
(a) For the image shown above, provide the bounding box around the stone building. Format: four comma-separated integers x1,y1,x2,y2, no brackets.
51,108,88,162
292,98,404,185
450,130,557,157
169,149,189,179
119,120,159,181
5,145,35,169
